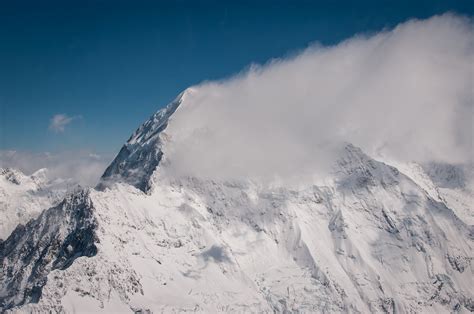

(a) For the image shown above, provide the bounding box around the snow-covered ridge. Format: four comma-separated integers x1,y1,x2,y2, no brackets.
388,161,474,226
1,134,473,312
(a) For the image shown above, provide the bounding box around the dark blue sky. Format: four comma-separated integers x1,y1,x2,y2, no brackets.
1,0,472,155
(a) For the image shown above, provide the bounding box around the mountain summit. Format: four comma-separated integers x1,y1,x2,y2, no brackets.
1,88,472,313
98,90,186,192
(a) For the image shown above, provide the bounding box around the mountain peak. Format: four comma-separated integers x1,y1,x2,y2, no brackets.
98,90,188,192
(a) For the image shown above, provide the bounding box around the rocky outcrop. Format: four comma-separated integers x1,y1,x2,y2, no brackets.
0,189,97,311
98,91,184,192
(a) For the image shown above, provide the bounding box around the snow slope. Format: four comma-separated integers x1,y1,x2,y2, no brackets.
386,161,474,227
1,91,473,313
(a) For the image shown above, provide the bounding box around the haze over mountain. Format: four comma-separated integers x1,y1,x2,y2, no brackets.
0,14,473,313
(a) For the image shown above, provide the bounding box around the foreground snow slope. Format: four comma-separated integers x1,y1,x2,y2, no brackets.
0,168,72,240
2,144,472,313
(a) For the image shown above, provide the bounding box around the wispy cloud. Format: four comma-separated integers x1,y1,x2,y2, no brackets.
49,114,81,132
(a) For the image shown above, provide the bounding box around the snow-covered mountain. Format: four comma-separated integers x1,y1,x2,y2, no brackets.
0,168,75,240
1,89,472,313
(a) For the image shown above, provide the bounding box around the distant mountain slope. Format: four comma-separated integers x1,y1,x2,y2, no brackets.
0,168,74,240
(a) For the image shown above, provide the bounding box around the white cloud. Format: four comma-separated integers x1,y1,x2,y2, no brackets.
49,114,80,132
6,14,471,187
161,14,473,182
0,150,112,187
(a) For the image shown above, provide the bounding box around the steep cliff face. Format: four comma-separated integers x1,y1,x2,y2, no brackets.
98,91,184,192
0,190,97,311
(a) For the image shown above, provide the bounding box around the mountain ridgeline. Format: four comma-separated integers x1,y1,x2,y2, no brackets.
0,89,473,313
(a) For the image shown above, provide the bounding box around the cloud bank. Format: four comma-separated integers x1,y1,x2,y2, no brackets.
162,14,473,181
49,114,81,132
0,150,111,186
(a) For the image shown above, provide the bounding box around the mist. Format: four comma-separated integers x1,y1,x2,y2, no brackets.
0,150,111,187
161,14,473,182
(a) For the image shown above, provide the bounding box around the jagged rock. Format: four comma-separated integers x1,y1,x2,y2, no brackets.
0,190,97,311
98,91,184,192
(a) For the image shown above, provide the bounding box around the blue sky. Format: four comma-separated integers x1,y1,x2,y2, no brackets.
1,0,472,156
